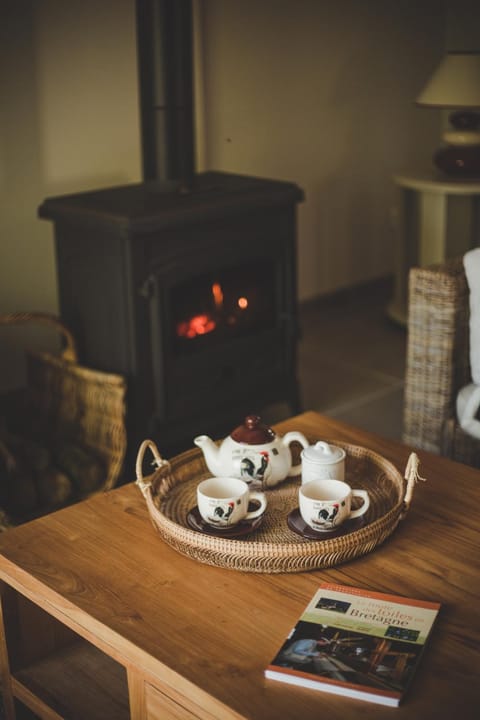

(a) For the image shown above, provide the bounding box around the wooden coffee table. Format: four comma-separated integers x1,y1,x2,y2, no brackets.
0,411,479,719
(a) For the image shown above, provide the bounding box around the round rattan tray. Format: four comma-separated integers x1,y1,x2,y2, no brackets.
136,439,418,573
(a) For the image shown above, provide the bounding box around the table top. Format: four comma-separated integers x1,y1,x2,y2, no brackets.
0,411,479,719
393,169,480,194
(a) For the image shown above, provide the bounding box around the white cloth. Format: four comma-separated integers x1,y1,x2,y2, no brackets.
464,247,480,385
457,249,480,438
456,383,480,439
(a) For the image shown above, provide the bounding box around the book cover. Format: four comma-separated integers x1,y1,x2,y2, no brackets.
265,583,441,707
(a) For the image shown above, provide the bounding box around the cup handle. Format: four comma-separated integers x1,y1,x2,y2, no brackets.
349,490,370,519
282,431,309,476
245,491,267,519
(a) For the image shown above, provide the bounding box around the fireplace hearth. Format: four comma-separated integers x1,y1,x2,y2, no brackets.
39,171,304,475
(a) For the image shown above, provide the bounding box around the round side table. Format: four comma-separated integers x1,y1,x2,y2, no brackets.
388,170,480,325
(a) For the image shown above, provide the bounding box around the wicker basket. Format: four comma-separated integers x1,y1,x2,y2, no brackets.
403,257,480,469
136,439,420,573
0,312,127,493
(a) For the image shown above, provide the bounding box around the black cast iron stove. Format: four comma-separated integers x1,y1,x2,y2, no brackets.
39,171,304,474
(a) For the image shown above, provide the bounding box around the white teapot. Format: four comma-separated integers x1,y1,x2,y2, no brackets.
194,415,309,488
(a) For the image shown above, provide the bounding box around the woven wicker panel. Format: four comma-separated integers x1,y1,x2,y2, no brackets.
139,442,407,574
0,313,127,493
26,351,126,491
403,257,480,469
403,257,470,455
443,418,480,468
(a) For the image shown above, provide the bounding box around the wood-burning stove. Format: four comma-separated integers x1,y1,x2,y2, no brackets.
39,171,304,474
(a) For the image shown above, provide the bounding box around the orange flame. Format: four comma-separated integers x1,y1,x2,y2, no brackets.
212,282,223,310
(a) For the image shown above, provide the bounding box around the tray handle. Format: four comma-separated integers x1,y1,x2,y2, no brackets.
0,312,78,363
135,439,171,498
401,452,426,518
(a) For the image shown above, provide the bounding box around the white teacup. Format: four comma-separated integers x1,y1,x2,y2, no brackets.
301,441,346,483
197,477,267,529
299,478,370,532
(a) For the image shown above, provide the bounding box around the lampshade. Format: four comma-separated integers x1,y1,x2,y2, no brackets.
416,52,480,177
417,52,480,108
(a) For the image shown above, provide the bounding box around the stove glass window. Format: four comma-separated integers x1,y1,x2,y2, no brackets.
172,260,276,351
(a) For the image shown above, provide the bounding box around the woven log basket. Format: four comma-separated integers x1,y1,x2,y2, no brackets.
0,312,127,493
136,439,421,573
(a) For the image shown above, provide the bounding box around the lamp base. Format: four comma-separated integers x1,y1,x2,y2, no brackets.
434,144,480,177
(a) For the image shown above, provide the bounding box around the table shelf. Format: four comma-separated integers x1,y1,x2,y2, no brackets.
0,588,131,720
10,640,130,720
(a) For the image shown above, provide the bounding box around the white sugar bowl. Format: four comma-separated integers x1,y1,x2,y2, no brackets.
301,441,346,483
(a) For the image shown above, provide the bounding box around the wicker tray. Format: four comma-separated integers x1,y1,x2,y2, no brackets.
136,439,420,573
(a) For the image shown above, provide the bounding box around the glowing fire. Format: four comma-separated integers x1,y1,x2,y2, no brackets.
212,282,223,309
176,283,250,339
176,314,216,338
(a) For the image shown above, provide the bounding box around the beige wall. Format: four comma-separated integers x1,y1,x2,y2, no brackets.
446,0,480,50
197,0,445,301
1,0,471,392
0,0,141,391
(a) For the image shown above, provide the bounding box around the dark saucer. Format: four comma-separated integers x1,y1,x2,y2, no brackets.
287,508,365,540
187,506,264,538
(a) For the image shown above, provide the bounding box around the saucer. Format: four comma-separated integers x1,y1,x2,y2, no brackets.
187,506,264,538
287,508,365,540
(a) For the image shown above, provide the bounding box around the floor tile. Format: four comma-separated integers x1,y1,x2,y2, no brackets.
297,279,407,441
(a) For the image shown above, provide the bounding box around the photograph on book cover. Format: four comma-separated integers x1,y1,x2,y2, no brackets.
265,584,440,707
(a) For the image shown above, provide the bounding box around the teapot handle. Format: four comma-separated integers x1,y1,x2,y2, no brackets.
282,431,309,476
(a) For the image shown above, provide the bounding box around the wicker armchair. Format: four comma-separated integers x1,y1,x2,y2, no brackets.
403,257,480,468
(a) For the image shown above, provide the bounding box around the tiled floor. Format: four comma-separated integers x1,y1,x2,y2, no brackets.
297,279,407,441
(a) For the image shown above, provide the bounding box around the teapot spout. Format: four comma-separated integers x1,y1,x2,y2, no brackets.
194,434,221,475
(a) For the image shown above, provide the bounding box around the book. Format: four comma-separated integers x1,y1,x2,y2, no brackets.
265,583,441,707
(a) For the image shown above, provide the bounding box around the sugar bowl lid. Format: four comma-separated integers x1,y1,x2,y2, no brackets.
230,415,276,445
302,441,345,464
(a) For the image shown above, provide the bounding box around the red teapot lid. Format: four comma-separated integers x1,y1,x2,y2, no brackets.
230,415,276,445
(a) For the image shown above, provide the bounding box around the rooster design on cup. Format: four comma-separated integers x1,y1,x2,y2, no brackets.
311,502,341,529
209,500,236,526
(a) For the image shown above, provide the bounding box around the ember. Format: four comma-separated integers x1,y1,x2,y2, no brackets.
177,314,216,338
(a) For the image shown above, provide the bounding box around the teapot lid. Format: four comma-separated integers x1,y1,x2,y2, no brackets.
230,415,276,445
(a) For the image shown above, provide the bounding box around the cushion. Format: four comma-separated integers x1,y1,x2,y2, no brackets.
457,383,480,439
464,247,480,385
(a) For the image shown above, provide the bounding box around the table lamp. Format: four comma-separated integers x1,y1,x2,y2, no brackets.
416,51,480,177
